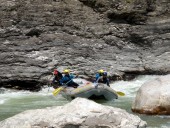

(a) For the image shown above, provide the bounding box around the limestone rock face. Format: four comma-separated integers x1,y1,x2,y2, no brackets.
0,0,170,89
0,98,146,128
132,75,170,115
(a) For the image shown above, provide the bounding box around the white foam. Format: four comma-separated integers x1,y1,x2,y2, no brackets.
111,75,159,98
0,99,6,104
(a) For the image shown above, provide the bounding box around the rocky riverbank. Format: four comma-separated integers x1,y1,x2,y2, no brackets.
0,0,170,90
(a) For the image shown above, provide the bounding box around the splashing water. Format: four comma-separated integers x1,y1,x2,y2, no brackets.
0,75,170,128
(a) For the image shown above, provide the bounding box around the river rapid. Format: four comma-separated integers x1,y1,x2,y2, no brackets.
0,75,170,128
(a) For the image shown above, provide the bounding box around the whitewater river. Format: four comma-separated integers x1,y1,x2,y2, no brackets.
0,75,170,128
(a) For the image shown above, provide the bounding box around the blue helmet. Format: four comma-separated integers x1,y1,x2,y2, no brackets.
103,72,107,76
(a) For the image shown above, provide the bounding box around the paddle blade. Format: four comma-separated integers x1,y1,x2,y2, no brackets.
52,87,63,96
116,91,125,96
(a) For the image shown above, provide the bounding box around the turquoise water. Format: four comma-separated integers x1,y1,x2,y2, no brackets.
0,90,69,121
0,75,170,127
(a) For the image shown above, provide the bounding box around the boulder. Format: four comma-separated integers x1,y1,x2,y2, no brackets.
132,75,170,115
0,98,146,128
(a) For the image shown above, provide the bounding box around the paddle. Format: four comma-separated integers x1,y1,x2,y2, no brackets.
52,87,63,96
52,78,74,96
116,91,125,96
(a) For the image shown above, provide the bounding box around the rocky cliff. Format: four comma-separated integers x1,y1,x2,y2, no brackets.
0,0,170,90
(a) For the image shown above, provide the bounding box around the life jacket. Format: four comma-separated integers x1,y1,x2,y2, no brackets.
60,74,74,84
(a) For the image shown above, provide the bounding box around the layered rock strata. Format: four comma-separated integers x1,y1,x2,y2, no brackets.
0,0,170,89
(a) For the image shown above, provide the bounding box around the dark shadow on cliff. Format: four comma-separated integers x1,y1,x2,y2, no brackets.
0,80,43,91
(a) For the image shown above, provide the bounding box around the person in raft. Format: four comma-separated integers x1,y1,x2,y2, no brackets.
59,69,79,88
95,69,110,87
51,69,63,88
